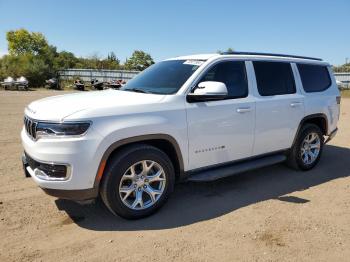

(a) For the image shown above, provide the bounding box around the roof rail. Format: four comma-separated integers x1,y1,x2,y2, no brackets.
221,51,322,61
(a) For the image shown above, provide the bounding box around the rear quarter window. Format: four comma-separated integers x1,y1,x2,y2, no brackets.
297,64,331,93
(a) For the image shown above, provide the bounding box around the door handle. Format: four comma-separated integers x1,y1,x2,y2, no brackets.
236,107,252,113
290,102,302,108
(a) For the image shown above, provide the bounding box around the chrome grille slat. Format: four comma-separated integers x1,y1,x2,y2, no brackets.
32,122,37,139
29,120,33,137
24,116,37,140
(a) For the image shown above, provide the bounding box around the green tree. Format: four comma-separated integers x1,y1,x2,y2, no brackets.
124,50,154,71
3,29,57,86
108,52,118,62
53,51,78,71
1,29,155,87
333,63,350,73
217,47,235,54
0,54,50,86
7,29,49,56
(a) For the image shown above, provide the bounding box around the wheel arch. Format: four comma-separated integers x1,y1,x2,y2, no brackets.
94,134,185,189
292,113,328,146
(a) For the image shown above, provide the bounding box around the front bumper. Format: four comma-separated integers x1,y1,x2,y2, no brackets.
41,187,98,200
22,152,98,200
21,127,104,200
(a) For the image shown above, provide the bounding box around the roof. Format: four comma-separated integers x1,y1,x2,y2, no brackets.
168,52,328,65
167,54,217,61
221,51,322,61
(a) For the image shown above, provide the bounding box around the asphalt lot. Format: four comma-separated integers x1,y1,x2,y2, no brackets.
0,90,349,262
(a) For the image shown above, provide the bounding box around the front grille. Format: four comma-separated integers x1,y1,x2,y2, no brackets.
24,116,38,139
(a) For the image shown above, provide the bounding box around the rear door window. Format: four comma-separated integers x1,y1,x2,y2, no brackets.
297,64,331,92
253,61,296,96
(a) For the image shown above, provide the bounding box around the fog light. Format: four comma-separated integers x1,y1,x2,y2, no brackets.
34,163,68,180
24,152,70,181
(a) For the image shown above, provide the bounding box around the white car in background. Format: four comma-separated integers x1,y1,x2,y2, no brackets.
21,52,340,219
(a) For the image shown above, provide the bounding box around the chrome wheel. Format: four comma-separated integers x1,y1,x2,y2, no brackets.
119,160,166,210
300,132,321,165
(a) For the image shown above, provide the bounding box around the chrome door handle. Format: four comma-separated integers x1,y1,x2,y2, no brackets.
290,102,302,107
236,107,251,113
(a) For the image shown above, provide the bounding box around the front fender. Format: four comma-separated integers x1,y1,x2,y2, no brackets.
91,113,188,187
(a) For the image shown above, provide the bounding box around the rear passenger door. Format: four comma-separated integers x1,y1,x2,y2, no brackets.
250,61,304,155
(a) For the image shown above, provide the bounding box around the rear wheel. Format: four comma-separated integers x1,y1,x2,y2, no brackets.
286,124,324,170
100,144,175,219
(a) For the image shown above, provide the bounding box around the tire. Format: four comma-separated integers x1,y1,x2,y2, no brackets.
286,123,324,171
100,144,175,219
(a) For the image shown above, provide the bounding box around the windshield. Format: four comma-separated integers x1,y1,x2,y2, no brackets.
121,60,204,94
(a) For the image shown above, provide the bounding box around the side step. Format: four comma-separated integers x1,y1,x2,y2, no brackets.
187,154,286,182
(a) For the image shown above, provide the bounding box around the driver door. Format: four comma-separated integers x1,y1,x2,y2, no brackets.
186,60,255,170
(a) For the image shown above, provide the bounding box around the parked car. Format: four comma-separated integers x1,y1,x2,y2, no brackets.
21,52,340,219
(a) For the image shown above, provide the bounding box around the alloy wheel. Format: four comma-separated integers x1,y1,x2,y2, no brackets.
300,132,321,165
118,160,166,210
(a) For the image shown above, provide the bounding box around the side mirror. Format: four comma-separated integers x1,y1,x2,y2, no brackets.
187,81,228,102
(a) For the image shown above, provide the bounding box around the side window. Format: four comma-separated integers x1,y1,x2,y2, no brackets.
199,61,248,99
253,61,296,96
297,64,331,92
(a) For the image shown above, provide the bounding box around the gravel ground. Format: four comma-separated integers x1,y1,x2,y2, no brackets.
0,90,349,262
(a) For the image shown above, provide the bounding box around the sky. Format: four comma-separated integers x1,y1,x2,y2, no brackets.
0,0,349,65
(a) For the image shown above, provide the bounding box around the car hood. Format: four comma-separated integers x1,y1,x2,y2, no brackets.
25,89,166,121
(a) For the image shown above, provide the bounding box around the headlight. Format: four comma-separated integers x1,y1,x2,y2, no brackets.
36,121,91,138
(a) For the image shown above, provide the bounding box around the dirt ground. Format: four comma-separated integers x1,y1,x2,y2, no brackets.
0,90,349,262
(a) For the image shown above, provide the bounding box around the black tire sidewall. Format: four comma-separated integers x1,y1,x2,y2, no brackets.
102,146,175,219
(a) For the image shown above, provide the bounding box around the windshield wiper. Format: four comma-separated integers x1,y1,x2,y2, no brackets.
125,88,150,94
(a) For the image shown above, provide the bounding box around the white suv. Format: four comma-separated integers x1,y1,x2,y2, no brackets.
21,52,340,219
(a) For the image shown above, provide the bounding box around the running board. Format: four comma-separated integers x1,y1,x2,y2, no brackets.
187,154,287,182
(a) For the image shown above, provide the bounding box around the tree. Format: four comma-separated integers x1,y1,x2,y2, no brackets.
124,50,154,71
333,63,350,73
217,47,235,54
108,52,118,62
1,28,155,87
6,29,49,56
53,51,78,71
0,54,50,86
3,29,56,86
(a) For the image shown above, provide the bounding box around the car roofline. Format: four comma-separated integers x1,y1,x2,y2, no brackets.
165,53,329,66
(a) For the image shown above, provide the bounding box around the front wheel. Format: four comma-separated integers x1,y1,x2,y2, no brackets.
100,144,175,219
286,123,324,170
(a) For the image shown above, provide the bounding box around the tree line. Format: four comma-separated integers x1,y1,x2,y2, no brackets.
333,63,350,73
1,29,348,88
0,29,154,87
